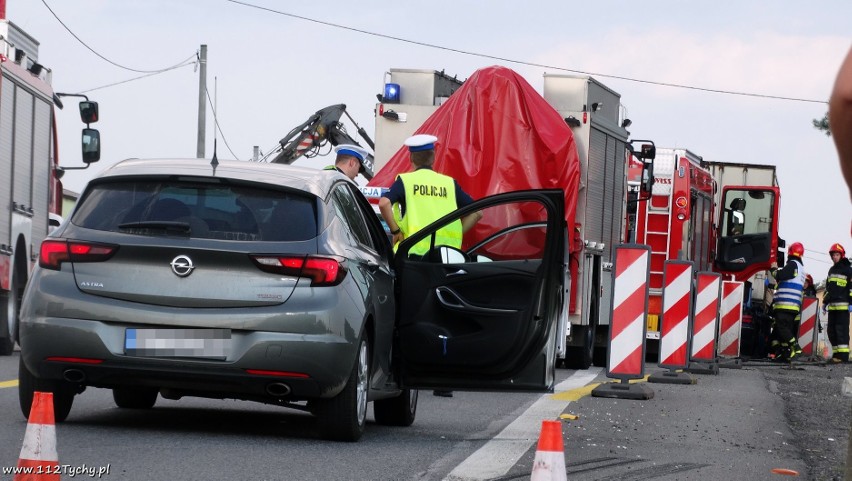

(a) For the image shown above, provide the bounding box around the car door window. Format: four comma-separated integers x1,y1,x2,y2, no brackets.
331,184,375,250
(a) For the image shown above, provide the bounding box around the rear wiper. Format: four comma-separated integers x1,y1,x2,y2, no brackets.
118,221,192,236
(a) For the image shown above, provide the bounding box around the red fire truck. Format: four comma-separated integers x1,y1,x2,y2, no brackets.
0,10,100,355
627,148,781,353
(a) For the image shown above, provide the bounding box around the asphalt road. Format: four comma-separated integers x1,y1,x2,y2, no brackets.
0,352,849,480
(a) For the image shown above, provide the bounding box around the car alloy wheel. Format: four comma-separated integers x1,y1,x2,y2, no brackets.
317,334,370,441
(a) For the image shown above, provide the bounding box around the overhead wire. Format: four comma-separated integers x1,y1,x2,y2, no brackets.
226,0,827,105
41,0,196,74
204,86,240,160
40,2,239,159
78,61,196,94
41,0,832,166
803,254,832,265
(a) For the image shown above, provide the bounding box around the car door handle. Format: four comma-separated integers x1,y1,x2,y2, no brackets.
445,268,467,277
435,287,517,314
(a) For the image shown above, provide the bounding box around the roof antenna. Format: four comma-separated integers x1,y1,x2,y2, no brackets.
210,76,218,170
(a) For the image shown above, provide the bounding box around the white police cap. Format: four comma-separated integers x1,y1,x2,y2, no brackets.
404,134,438,152
334,144,369,162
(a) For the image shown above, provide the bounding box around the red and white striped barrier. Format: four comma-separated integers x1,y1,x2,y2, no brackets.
690,272,721,363
718,281,744,358
798,297,819,359
593,244,654,399
658,261,694,369
606,245,650,380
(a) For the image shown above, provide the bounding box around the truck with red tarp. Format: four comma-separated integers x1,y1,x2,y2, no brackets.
368,66,651,368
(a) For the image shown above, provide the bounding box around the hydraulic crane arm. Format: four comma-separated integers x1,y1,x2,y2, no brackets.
268,104,376,180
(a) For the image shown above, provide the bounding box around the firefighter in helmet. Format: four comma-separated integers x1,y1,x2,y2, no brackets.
803,274,817,297
770,242,807,361
825,243,852,363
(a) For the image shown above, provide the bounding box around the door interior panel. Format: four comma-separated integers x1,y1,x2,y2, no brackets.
716,233,771,272
395,190,566,391
398,259,543,374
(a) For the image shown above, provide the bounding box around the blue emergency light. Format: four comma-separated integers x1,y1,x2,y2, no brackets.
383,83,400,103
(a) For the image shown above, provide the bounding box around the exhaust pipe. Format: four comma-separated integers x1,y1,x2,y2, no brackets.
63,369,86,383
266,382,291,397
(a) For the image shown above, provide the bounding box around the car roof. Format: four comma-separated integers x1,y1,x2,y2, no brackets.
93,158,346,197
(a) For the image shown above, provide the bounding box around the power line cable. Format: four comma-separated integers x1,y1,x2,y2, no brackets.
226,0,826,105
204,87,239,160
803,254,831,265
41,0,196,74
78,60,196,94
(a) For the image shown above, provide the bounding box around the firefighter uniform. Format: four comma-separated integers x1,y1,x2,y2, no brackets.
826,243,852,363
771,243,806,361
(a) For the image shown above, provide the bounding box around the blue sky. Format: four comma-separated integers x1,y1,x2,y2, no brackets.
9,0,852,280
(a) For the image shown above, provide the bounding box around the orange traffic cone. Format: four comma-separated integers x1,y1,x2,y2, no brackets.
15,391,59,481
530,420,567,481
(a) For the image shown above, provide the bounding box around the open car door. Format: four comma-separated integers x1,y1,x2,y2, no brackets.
715,186,780,281
394,190,565,392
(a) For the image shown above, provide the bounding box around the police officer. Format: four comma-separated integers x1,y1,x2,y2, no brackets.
326,144,369,181
378,134,482,398
378,134,482,256
770,242,806,362
825,243,852,363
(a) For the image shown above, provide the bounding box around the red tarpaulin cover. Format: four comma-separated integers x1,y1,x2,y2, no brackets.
368,65,580,256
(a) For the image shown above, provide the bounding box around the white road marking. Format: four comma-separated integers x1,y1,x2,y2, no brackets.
445,368,602,481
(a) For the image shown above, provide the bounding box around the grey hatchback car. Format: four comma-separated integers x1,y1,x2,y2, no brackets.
18,158,565,441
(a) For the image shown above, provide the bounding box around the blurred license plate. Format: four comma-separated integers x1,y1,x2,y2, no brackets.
125,328,231,359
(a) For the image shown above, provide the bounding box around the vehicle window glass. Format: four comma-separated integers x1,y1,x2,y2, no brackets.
721,189,774,237
466,201,548,261
71,180,317,241
346,184,391,250
331,184,374,249
409,199,550,263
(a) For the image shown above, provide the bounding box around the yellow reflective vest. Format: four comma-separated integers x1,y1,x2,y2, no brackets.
394,169,463,256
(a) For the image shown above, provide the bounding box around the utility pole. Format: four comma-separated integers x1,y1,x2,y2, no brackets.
196,44,207,158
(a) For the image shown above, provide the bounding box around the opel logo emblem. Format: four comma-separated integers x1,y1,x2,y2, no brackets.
170,255,195,277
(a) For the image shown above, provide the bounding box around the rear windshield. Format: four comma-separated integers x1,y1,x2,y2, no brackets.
71,180,317,242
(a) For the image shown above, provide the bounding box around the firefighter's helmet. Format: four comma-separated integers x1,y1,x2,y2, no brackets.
805,274,813,285
829,243,846,257
788,242,804,258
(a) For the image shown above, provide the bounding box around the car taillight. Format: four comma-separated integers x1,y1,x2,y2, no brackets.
251,255,346,286
39,240,118,270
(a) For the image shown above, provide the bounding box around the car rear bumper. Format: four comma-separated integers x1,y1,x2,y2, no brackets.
20,317,357,401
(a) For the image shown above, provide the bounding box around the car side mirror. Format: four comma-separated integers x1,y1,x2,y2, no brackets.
79,101,99,124
82,128,100,164
640,143,656,161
